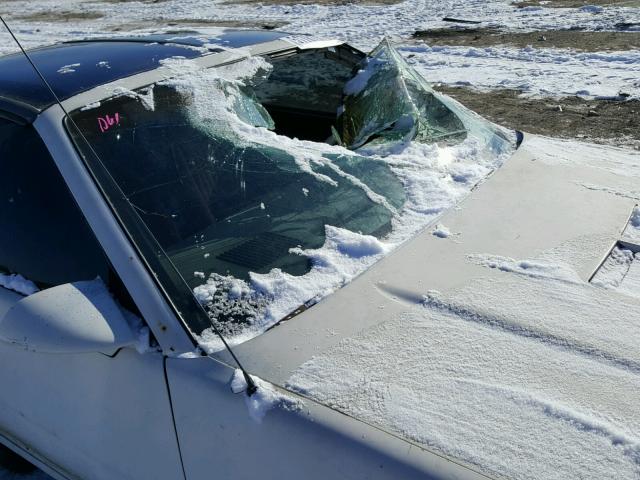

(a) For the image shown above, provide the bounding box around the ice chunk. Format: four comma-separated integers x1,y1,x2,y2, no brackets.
193,279,216,303
623,206,640,243
326,225,388,258
119,306,155,354
432,224,451,238
195,274,269,350
0,272,39,296
57,63,80,74
111,85,155,111
231,369,302,423
80,101,101,111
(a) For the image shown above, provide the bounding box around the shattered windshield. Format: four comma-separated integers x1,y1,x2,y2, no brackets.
67,41,515,349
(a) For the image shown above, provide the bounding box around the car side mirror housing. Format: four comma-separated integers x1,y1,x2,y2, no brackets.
0,279,135,355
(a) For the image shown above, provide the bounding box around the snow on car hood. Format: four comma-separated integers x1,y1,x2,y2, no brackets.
288,273,640,480
219,135,640,480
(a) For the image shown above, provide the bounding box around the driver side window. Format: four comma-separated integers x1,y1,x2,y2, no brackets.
0,118,124,299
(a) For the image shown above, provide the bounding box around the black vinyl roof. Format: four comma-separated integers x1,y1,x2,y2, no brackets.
0,30,289,122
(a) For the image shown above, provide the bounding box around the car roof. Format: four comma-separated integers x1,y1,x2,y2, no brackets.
0,30,290,122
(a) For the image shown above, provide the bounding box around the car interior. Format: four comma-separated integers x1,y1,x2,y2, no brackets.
254,46,365,143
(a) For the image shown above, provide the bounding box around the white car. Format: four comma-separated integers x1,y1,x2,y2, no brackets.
1,29,638,480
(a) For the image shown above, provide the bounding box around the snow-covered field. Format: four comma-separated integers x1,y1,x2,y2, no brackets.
0,0,639,479
403,43,640,98
0,0,639,99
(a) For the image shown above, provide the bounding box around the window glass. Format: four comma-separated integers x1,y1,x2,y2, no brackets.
68,83,405,288
338,39,467,149
0,119,111,290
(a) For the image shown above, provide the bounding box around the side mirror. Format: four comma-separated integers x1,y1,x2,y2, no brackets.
0,279,135,355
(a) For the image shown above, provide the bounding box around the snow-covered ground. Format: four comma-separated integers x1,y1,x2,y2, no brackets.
1,0,639,49
0,274,38,296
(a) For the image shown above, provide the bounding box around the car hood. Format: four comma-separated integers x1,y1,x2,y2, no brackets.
215,133,640,478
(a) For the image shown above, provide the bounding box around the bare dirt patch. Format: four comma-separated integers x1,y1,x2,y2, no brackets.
413,27,640,51
108,18,287,32
436,86,640,149
12,10,105,22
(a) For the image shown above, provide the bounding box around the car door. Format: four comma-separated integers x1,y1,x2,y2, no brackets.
0,118,184,480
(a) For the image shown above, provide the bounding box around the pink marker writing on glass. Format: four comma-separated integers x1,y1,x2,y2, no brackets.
97,113,120,133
